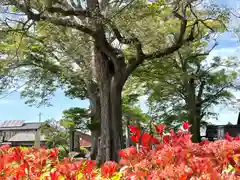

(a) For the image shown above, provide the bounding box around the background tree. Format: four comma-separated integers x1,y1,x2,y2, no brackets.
134,41,240,142
0,12,101,158
60,107,90,152
40,119,68,152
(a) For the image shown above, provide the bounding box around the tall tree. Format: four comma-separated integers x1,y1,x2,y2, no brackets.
0,14,101,159
1,0,229,162
134,41,239,142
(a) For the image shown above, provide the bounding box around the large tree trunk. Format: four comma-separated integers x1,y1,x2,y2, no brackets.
88,96,101,160
95,50,111,164
90,129,100,159
88,87,101,160
194,102,202,142
110,80,124,161
185,82,202,143
187,78,201,143
95,48,124,164
190,112,201,143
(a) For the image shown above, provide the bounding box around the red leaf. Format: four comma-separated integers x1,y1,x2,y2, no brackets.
179,175,187,180
49,148,59,158
101,161,118,178
183,122,191,130
118,146,137,159
50,171,59,180
199,140,209,146
141,133,152,147
128,125,141,137
151,137,160,144
163,135,170,144
153,123,165,136
130,136,139,144
225,132,233,141
235,136,240,141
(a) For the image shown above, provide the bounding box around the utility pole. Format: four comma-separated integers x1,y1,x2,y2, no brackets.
38,112,42,122
34,112,42,149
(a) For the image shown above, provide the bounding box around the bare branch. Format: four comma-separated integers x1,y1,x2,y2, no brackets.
188,3,215,33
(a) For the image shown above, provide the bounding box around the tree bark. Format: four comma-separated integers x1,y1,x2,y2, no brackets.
90,129,100,159
187,77,201,143
87,80,101,160
95,50,111,164
69,129,74,152
110,79,124,161
94,46,125,164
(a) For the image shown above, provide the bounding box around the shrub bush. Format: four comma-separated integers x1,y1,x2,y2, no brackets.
0,122,240,179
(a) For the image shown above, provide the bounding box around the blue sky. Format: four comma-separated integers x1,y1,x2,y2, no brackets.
1,1,240,125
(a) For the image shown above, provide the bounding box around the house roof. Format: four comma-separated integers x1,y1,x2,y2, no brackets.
0,121,42,131
0,120,25,127
8,132,45,142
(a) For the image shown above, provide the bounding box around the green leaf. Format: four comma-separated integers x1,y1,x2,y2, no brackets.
10,6,18,13
31,45,41,50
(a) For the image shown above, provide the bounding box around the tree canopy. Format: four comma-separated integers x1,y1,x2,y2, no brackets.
0,0,235,161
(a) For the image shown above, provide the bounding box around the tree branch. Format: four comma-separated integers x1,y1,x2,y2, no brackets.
191,41,218,61
8,0,95,35
123,8,191,79
109,22,140,45
41,15,94,35
47,6,90,17
201,86,229,105
197,80,205,101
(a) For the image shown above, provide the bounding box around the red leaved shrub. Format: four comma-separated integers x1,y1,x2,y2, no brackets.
118,122,240,179
0,122,240,179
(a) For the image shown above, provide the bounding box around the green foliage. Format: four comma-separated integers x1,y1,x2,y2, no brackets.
80,147,89,154
40,119,68,149
60,107,90,132
131,37,239,125
0,0,230,108
0,0,233,145
122,86,151,131
0,17,91,106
